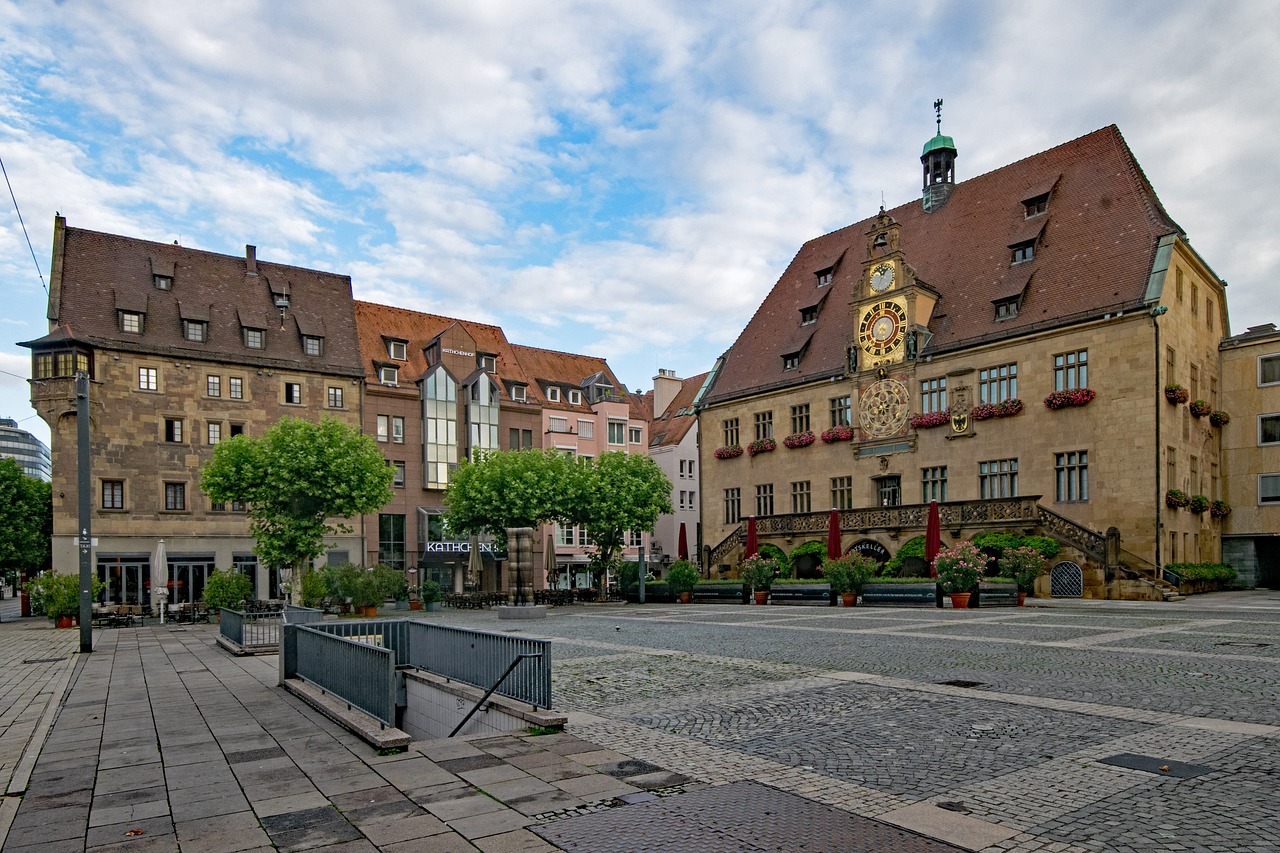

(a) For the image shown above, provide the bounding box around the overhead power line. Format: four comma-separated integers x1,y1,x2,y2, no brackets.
0,154,48,297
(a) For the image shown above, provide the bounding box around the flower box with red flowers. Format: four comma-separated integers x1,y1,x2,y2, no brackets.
1209,410,1231,427
909,410,950,429
1187,494,1210,514
1043,388,1096,410
1210,500,1232,519
714,445,744,460
747,438,777,457
971,399,1024,421
782,431,816,449
1189,399,1212,417
1164,384,1189,404
820,425,854,443
1165,488,1189,509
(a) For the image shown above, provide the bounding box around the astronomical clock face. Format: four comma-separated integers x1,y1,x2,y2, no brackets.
858,378,910,438
868,261,896,293
858,300,908,359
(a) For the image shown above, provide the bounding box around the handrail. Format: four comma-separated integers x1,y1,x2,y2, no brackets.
449,652,544,738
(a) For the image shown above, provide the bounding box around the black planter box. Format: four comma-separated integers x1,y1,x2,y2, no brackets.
768,583,832,605
861,583,939,606
691,584,749,604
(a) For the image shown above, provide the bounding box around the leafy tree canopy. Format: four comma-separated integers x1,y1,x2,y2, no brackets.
0,458,51,573
200,416,394,572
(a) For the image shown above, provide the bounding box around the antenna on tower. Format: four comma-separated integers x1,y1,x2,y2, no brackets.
934,98,944,133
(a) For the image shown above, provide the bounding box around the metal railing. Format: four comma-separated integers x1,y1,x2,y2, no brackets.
284,604,325,625
293,624,397,726
219,608,281,647
405,621,551,709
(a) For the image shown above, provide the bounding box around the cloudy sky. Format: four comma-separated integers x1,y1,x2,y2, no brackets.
2,1,1278,447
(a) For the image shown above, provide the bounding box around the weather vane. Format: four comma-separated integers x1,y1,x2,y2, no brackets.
934,98,944,133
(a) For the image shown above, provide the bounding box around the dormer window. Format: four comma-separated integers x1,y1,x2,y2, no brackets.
379,366,399,386
547,386,561,403
511,384,527,402
1010,240,1036,264
243,328,265,349
302,335,323,356
120,311,144,334
183,320,207,342
1023,192,1049,218
815,267,833,287
569,390,582,405
801,306,819,325
153,274,173,290
782,352,801,371
995,298,1021,320
478,353,496,372
388,340,408,361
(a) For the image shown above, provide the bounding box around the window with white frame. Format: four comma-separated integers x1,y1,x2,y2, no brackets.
392,460,406,487
120,311,143,334
569,390,582,405
207,375,221,397
284,382,302,404
577,419,594,439
549,416,569,433
607,420,626,445
511,384,527,402
164,418,183,443
1261,354,1280,386
388,340,407,361
1260,414,1280,446
139,367,158,391
207,422,221,445
629,426,642,443
184,320,207,342
327,387,343,408
303,335,323,356
102,480,124,510
243,328,264,349
392,416,405,443
1260,473,1280,504
478,353,496,372
376,414,390,442
229,376,243,399
379,366,399,386
546,386,561,402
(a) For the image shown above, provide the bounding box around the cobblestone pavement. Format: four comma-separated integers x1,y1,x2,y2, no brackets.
442,593,1280,852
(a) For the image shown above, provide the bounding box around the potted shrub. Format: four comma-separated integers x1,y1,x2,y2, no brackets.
739,555,778,604
1188,494,1210,515
821,554,876,606
997,545,1046,604
420,579,443,612
203,568,254,618
667,560,700,603
1165,489,1189,509
1164,384,1189,404
1210,500,1232,519
1210,410,1231,427
25,572,101,628
933,541,983,609
1189,399,1211,417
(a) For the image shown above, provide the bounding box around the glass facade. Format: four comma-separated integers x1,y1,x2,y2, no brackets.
423,366,458,487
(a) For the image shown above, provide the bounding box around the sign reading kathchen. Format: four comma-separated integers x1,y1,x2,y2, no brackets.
442,348,475,357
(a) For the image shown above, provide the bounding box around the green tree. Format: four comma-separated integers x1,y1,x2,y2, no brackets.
0,458,52,578
443,449,577,546
568,452,673,586
200,416,394,596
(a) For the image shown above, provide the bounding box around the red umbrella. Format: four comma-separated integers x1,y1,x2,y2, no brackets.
677,522,689,561
744,516,758,559
826,509,842,560
925,500,942,578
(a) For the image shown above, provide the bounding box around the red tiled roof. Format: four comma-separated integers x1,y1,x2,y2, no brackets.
352,301,523,394
508,345,624,411
704,126,1181,405
650,372,708,448
37,225,364,376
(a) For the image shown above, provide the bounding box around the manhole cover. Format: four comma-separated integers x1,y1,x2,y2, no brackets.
535,780,966,851
936,680,984,688
1098,753,1212,778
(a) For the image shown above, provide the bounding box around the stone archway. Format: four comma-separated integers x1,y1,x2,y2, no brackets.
1050,560,1084,598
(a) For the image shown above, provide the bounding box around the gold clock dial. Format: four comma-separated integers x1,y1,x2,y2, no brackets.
858,378,910,438
858,300,908,357
869,262,895,292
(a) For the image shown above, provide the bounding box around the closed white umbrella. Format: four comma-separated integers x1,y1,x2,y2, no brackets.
154,539,168,623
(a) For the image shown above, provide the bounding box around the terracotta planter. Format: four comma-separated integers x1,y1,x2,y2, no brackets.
678,591,693,604
841,591,857,607
55,615,75,629
362,605,379,617
1017,591,1027,606
753,590,770,605
948,592,971,609
409,600,423,610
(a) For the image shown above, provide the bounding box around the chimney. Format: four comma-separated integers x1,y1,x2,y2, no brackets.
245,245,258,276
653,369,683,416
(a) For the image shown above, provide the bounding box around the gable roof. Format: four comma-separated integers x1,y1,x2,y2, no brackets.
648,371,708,449
353,301,522,394
509,344,626,412
31,225,364,376
704,125,1182,405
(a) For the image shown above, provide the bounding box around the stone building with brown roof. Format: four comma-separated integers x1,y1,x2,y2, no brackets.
21,217,366,608
698,125,1230,598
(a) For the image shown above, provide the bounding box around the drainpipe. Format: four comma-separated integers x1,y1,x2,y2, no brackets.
1151,305,1168,575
